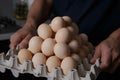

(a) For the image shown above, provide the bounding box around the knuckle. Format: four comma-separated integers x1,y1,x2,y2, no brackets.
11,33,21,39
19,40,28,48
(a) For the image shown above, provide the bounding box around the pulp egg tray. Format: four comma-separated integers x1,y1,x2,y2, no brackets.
0,49,101,80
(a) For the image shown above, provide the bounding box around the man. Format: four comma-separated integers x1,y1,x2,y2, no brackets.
10,0,120,79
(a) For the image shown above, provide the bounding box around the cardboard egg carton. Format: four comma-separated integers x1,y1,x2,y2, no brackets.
0,49,101,80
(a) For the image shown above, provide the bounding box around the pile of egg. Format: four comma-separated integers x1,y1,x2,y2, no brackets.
17,16,94,75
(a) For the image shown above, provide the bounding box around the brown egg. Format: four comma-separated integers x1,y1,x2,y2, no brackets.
67,26,76,36
71,53,82,65
54,43,70,59
68,39,80,53
37,23,53,39
62,16,72,26
77,35,82,45
79,45,90,58
71,22,79,34
28,36,43,54
79,33,88,44
50,16,65,32
61,57,77,75
55,28,71,43
85,42,94,53
17,49,32,64
41,38,56,56
46,56,61,72
32,52,46,68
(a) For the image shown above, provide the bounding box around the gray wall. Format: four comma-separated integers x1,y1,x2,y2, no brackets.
0,0,34,18
0,0,14,18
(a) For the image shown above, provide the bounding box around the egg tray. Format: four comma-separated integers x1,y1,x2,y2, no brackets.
0,49,101,80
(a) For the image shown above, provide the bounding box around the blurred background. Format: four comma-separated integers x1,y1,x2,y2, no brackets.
0,0,34,53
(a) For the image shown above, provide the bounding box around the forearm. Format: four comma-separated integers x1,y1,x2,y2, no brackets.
24,0,52,28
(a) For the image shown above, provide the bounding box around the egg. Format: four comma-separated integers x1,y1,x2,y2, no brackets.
28,36,43,54
62,16,72,26
50,16,65,32
37,23,53,39
17,49,32,64
54,43,70,59
79,33,88,44
41,38,56,56
67,26,76,36
77,35,82,45
55,28,71,43
32,52,46,68
68,39,80,53
61,57,77,75
46,56,61,72
79,45,90,58
85,42,94,52
71,22,79,34
71,53,82,65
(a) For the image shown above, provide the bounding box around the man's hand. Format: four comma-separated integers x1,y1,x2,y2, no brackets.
10,26,37,49
91,28,120,73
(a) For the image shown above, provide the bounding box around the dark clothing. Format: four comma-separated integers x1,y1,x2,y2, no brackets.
53,0,120,45
52,0,120,80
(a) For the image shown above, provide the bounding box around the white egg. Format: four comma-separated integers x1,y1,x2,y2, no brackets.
55,28,71,43
61,57,77,75
32,52,46,68
41,38,56,56
62,16,72,26
37,23,53,39
17,49,32,64
46,56,61,72
50,16,65,32
28,36,43,54
54,43,70,59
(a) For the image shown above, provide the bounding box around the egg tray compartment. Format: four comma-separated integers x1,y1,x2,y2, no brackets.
0,49,101,80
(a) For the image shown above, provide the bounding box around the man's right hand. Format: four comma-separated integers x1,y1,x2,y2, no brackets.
9,26,37,49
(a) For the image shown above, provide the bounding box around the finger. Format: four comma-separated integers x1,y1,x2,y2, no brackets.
112,50,119,62
90,47,101,64
107,58,120,73
105,51,120,73
102,50,119,73
9,33,24,49
100,48,112,70
18,34,32,49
